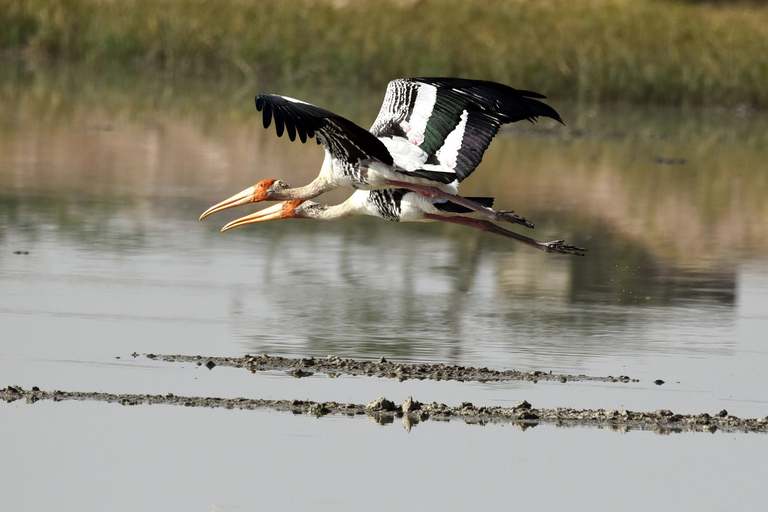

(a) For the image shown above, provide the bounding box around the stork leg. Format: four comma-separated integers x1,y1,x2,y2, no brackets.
386,180,534,228
424,214,586,255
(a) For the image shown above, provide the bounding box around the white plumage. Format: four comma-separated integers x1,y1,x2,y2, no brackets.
201,77,563,225
200,77,585,254
220,190,585,255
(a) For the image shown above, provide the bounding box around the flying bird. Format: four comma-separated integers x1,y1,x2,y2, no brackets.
218,190,586,255
200,77,564,225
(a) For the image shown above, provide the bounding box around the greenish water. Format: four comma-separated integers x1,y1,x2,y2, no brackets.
2,66,768,511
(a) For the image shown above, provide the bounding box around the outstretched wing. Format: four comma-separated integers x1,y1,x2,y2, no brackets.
417,77,564,126
433,109,505,183
255,95,394,166
370,78,469,156
370,77,563,181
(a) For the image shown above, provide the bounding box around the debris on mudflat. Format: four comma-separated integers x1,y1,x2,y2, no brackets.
402,396,422,413
2,386,766,435
367,397,397,412
150,353,640,385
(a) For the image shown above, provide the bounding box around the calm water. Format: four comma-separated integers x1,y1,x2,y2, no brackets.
1,67,768,510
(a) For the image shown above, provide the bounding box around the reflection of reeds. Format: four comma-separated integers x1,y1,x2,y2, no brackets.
469,135,768,264
3,0,768,106
2,70,767,265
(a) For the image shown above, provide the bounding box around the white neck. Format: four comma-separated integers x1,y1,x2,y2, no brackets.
275,175,331,200
301,191,373,220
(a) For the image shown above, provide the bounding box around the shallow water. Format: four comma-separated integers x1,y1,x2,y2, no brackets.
4,401,767,511
1,68,768,510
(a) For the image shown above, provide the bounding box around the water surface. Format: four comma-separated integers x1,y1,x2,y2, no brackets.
1,67,767,510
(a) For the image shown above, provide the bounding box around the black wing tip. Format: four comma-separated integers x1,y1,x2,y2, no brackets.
410,77,546,96
526,108,565,126
254,94,317,142
255,94,392,163
536,106,566,126
408,77,564,124
515,88,548,100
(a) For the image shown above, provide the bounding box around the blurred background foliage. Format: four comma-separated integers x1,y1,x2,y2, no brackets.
2,0,768,106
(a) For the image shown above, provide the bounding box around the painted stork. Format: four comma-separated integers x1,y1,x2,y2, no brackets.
218,190,586,255
199,77,564,225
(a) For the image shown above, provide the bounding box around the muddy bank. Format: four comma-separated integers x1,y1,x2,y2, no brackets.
148,353,639,384
3,386,765,434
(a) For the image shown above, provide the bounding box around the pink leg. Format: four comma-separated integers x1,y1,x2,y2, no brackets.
425,214,586,255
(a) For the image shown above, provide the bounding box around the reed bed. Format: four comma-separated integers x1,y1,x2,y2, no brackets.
2,0,768,106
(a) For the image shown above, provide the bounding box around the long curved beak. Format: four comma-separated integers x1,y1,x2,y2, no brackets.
220,201,298,232
199,185,258,221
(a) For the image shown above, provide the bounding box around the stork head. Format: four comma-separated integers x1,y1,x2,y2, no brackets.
220,200,311,232
199,179,291,220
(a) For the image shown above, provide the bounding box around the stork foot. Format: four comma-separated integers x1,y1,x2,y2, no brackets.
496,210,534,229
542,239,587,256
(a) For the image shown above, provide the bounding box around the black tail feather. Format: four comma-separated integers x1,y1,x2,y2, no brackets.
400,169,456,184
433,197,495,214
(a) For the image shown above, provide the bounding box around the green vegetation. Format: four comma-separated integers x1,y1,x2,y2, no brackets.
2,0,768,106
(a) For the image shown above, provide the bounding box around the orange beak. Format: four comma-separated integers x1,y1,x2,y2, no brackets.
199,185,260,221
199,179,278,221
220,200,303,232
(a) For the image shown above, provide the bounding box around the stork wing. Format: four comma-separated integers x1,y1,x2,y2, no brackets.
370,77,562,158
370,78,468,157
419,77,564,125
255,95,394,166
434,109,505,183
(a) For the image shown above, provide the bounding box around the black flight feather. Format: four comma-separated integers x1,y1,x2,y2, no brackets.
433,197,495,213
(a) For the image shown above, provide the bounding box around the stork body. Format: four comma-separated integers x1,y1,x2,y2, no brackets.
200,77,563,224
221,190,585,256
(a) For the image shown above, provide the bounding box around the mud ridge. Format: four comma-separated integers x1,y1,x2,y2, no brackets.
3,386,766,434
147,353,639,384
